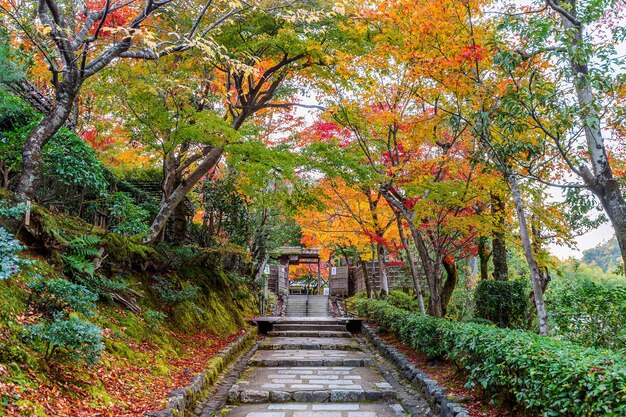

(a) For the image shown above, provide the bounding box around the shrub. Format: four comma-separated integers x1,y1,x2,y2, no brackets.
107,192,150,235
27,316,104,364
474,280,529,328
0,227,30,280
353,298,626,416
29,277,98,318
1,118,108,198
0,201,27,219
152,276,200,306
385,290,420,311
548,277,626,351
143,309,166,329
461,317,494,326
26,276,103,364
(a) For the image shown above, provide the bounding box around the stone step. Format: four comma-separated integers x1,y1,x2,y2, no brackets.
268,331,352,338
248,351,372,367
222,402,407,417
259,337,360,351
231,388,396,403
228,367,395,403
271,319,349,325
273,324,347,332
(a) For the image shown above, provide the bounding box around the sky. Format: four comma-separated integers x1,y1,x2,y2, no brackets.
549,222,614,259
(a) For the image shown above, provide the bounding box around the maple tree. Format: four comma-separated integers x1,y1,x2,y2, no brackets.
0,0,315,202
297,176,398,296
300,0,502,317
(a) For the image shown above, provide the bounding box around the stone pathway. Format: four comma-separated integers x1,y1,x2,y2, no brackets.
193,312,433,417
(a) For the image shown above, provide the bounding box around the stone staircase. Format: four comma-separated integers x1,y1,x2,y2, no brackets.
286,295,329,317
221,317,409,417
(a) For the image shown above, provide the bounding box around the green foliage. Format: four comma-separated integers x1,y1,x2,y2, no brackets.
474,280,529,328
27,317,104,364
75,274,129,300
583,237,623,273
0,27,26,86
384,290,419,311
0,94,108,202
155,243,200,270
354,298,626,416
27,276,103,364
0,227,30,280
461,317,494,326
61,235,102,278
106,192,150,235
29,277,98,318
201,176,250,246
41,127,108,196
0,200,27,219
547,264,626,351
143,309,167,330
152,276,200,306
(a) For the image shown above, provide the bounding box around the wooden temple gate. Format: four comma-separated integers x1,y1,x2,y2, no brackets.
267,247,322,295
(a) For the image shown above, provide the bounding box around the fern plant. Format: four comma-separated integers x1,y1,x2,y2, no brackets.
61,235,102,277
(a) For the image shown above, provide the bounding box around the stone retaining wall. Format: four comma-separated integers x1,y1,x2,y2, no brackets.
362,325,470,417
147,328,258,417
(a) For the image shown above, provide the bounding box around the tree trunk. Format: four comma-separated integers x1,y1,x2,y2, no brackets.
172,202,188,243
15,97,75,201
404,214,443,316
144,147,223,243
588,175,626,268
377,242,389,296
491,191,509,280
395,214,426,313
427,259,444,317
508,173,549,335
441,256,458,316
379,189,453,317
477,237,490,280
360,259,372,299
551,1,626,267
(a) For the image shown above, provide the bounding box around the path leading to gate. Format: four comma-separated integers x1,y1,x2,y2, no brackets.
194,296,433,417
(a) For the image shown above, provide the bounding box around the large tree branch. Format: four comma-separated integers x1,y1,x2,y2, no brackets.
546,0,580,26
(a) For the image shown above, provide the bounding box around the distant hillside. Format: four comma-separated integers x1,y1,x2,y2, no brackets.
582,237,622,272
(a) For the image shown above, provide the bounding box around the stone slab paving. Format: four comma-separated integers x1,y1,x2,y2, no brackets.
259,337,360,351
195,312,433,417
249,350,372,367
268,331,353,338
273,324,348,332
230,366,394,401
222,403,407,417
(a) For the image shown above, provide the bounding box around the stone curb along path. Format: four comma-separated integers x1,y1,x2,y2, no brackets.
147,328,258,417
361,325,470,417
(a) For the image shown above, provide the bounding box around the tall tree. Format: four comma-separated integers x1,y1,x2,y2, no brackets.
141,7,339,242
496,0,626,266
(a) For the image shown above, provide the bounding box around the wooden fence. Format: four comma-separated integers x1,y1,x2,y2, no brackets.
268,264,289,295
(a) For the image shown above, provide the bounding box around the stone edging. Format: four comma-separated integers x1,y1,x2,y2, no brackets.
147,327,258,417
362,324,470,417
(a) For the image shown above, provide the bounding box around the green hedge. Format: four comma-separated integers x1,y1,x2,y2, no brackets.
353,298,626,416
474,280,529,328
